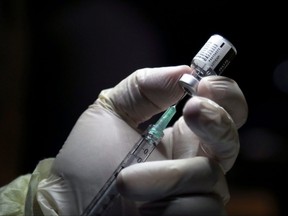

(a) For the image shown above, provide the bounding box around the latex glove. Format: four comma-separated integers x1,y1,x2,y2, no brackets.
45,65,247,215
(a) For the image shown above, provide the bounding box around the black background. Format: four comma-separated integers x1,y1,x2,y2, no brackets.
1,1,287,215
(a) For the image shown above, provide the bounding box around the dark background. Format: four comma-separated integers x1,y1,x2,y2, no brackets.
1,1,287,215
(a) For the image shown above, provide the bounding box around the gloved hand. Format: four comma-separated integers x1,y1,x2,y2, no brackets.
38,65,248,216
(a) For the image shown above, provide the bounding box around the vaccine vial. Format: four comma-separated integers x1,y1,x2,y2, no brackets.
179,34,237,95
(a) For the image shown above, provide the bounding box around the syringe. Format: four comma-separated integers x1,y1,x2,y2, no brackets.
81,104,179,216
81,34,237,216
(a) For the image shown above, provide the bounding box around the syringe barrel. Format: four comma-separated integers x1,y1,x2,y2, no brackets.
81,130,161,216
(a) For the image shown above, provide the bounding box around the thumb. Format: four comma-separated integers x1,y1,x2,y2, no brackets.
96,65,192,127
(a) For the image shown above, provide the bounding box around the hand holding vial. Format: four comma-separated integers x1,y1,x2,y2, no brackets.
0,35,248,216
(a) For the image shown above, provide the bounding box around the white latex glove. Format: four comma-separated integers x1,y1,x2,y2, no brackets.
43,65,247,216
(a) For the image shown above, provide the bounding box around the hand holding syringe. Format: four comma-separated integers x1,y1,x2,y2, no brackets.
81,104,179,216
81,34,237,216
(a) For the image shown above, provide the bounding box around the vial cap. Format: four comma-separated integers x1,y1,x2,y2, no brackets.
178,74,199,96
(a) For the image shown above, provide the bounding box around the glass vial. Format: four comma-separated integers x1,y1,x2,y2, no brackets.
179,34,237,95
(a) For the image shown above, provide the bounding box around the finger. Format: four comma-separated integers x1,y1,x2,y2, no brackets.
197,76,248,129
96,65,192,127
182,96,239,172
117,157,229,203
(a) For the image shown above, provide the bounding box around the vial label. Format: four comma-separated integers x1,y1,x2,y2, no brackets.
193,34,236,74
